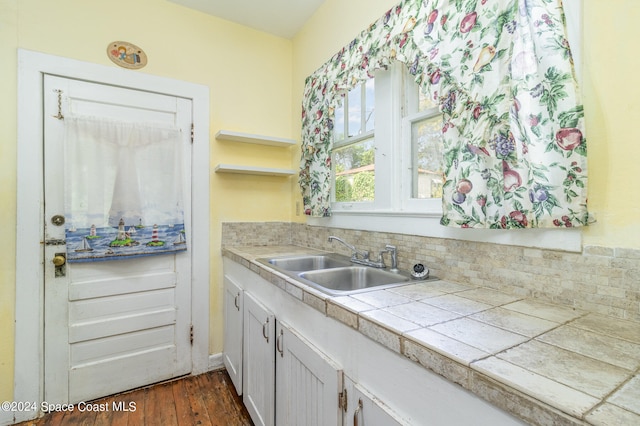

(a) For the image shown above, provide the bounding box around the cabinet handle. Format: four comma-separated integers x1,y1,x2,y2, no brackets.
276,329,284,357
353,398,363,426
262,318,269,343
234,293,240,311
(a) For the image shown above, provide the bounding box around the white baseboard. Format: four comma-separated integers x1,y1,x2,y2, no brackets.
208,353,224,371
1,409,35,426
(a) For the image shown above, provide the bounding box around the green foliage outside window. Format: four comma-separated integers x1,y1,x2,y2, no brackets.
335,175,352,201
352,172,374,201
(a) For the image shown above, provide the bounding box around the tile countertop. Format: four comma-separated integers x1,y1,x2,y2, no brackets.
223,245,640,426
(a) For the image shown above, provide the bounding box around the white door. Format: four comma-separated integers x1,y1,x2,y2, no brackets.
276,320,343,426
223,275,244,395
43,75,193,404
243,293,275,426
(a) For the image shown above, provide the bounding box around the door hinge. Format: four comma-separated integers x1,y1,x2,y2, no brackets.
44,238,66,246
338,389,348,412
190,324,194,345
190,123,194,144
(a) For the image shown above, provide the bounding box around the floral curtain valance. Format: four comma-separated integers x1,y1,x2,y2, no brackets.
299,0,588,229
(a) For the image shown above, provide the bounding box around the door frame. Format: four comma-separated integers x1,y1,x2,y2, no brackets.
15,49,210,421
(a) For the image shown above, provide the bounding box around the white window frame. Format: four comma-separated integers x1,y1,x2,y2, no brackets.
401,89,443,214
331,71,395,213
310,4,583,252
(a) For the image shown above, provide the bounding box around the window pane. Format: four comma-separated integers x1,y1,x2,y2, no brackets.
334,102,345,141
347,86,361,137
333,138,375,202
412,117,443,199
364,78,375,132
418,89,437,112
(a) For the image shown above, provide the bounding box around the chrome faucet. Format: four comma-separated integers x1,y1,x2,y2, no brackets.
328,236,399,270
328,236,369,261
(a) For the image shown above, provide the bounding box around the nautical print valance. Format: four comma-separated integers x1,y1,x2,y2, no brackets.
64,115,187,262
299,0,588,229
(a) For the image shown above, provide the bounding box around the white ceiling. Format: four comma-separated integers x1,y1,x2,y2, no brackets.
167,0,326,39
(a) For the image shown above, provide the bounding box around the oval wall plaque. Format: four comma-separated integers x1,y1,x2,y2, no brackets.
107,41,148,69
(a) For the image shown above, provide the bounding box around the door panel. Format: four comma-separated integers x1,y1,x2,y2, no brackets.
223,275,244,395
243,293,275,426
43,75,193,404
70,326,175,365
343,375,407,426
276,320,343,426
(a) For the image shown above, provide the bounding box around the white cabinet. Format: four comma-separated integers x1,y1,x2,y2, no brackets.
239,292,342,426
343,375,407,426
242,292,276,426
223,275,243,395
223,257,523,426
276,321,342,426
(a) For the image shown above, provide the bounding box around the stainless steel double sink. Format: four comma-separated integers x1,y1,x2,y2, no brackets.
256,253,413,296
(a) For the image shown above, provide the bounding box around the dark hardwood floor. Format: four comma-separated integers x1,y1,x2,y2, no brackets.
15,369,253,426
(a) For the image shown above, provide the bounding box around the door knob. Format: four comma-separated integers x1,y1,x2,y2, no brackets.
52,254,66,267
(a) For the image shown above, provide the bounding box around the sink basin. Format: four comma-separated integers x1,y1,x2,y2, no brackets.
255,253,425,296
299,266,411,296
258,254,351,272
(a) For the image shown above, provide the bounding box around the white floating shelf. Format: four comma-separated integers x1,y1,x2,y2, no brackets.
215,130,296,147
214,164,296,177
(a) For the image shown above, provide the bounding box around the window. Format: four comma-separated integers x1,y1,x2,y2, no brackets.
402,76,445,212
319,62,580,251
332,79,376,205
312,7,582,253
330,63,443,214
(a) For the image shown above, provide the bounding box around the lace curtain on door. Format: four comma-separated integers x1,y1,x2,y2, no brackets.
64,115,187,262
299,0,588,229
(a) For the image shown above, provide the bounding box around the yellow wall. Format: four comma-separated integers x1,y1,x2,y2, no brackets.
581,0,640,248
2,0,639,405
0,0,293,401
0,0,18,405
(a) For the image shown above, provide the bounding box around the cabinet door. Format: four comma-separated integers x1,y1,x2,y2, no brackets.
243,293,276,426
276,320,343,426
343,375,407,426
223,275,243,395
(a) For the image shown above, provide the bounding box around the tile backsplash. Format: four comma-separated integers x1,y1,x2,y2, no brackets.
221,222,640,323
